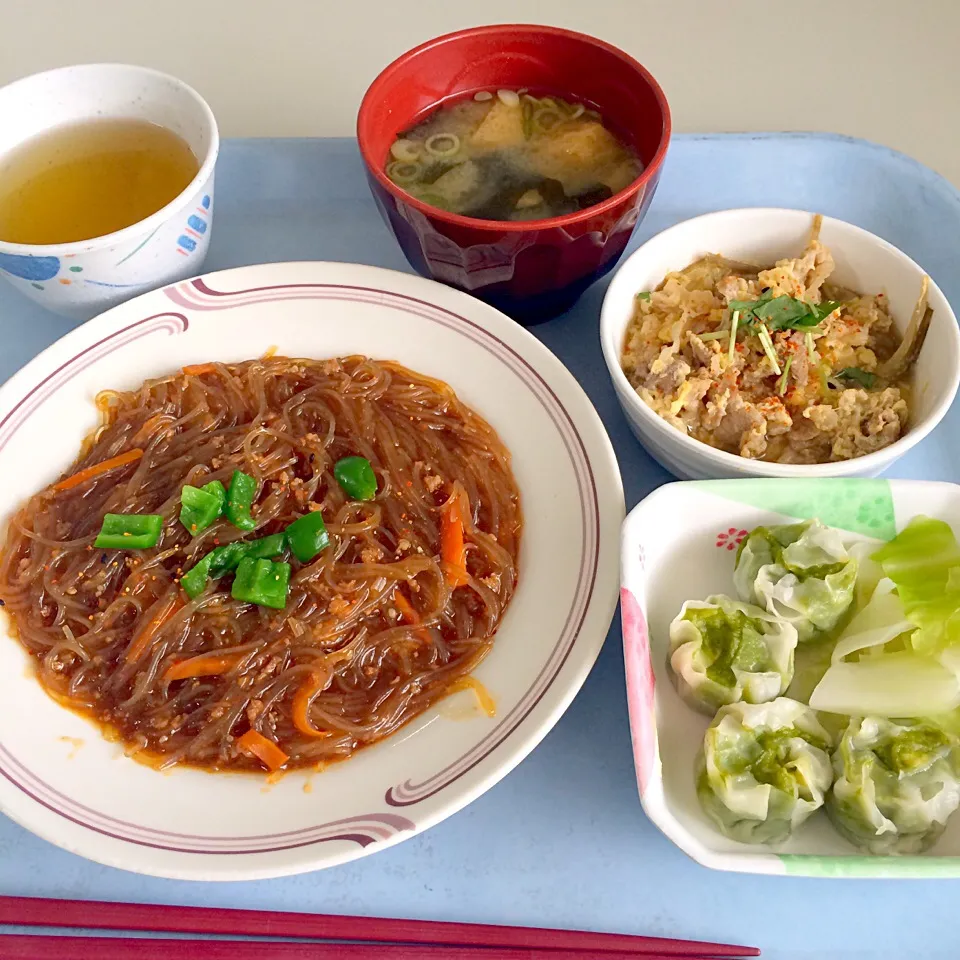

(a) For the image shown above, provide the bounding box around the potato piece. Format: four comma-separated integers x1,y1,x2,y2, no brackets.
527,121,625,195
470,100,526,151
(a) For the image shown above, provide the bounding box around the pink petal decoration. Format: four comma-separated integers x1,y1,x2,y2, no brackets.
620,587,656,794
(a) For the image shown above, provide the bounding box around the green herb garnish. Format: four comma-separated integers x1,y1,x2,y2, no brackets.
836,367,878,389
776,355,793,396
727,310,740,365
728,292,843,334
636,291,651,301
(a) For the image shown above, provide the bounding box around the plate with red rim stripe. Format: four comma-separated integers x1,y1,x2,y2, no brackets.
0,261,623,880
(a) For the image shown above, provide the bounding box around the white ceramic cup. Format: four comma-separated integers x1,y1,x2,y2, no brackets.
0,64,218,320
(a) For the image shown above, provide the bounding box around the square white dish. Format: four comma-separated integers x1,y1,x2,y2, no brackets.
621,477,960,878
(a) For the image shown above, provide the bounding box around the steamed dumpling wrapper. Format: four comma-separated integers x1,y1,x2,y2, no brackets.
827,717,960,855
669,595,798,713
734,519,857,642
697,698,834,844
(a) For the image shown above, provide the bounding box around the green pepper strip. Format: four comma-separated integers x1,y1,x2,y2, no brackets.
334,456,378,502
179,480,226,535
94,513,164,550
231,557,291,609
182,533,288,597
225,470,257,531
180,553,214,599
284,512,330,563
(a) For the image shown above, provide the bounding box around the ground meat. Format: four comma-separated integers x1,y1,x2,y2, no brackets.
711,392,768,458
716,275,759,304
645,357,691,395
423,475,443,493
329,596,352,617
360,546,382,563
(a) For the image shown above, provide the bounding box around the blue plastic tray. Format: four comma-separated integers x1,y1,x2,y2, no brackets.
2,133,960,960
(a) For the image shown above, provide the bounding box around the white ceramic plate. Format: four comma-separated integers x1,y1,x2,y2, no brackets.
0,261,624,880
621,477,960,878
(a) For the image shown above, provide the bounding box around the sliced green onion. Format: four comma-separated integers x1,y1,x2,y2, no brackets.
424,133,460,158
636,291,651,301
231,557,291,610
727,310,740,365
496,89,520,107
757,323,782,375
386,161,420,185
334,456,378,501
698,330,730,341
284,512,330,563
390,138,421,163
777,355,794,395
533,108,563,133
805,331,817,362
94,513,163,550
179,480,226,535
180,553,214,599
225,470,257,532
521,99,534,139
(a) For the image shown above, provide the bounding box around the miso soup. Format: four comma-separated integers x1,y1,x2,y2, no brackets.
385,89,643,221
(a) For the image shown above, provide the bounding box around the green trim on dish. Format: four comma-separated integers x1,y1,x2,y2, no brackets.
697,479,896,540
780,853,960,877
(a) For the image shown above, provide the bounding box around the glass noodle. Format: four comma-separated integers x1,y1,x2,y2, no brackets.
0,356,522,773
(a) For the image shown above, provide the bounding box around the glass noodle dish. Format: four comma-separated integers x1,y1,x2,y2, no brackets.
621,215,932,463
670,513,960,854
385,89,643,221
0,356,522,776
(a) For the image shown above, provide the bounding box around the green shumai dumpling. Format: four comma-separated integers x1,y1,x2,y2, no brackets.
733,519,857,642
827,717,960,855
669,595,798,714
697,697,833,844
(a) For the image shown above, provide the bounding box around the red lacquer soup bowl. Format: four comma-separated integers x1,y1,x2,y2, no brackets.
357,24,671,323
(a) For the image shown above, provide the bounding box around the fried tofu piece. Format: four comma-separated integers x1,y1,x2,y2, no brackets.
526,120,626,195
470,100,526,151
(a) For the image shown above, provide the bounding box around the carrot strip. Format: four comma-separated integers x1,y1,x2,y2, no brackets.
124,593,182,663
53,449,144,492
291,668,334,738
237,729,289,772
393,591,431,643
132,414,172,446
182,363,217,376
163,653,240,682
440,497,469,587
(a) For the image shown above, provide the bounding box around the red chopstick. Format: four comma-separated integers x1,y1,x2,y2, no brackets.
0,897,758,957
0,936,734,960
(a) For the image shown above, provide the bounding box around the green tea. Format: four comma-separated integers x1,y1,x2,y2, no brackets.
0,118,199,244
